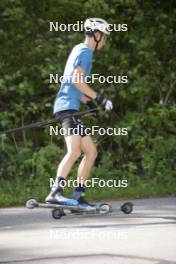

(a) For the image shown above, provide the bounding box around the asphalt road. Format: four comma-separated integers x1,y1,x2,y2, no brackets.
0,197,176,264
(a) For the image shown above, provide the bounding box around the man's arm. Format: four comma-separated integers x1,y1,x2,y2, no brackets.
72,66,97,99
73,66,113,111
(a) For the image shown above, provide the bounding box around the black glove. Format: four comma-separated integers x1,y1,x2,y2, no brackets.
96,92,113,111
87,100,98,117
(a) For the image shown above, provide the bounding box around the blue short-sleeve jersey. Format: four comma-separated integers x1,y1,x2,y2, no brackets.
53,43,93,113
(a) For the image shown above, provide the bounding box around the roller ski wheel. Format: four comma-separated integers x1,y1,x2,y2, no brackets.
121,202,133,214
26,199,38,209
52,208,65,219
99,203,112,214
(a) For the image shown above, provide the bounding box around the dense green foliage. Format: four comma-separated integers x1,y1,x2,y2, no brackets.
0,0,176,205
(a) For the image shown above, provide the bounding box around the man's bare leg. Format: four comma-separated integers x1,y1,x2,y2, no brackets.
56,135,82,179
72,136,97,204
45,135,82,204
77,136,97,182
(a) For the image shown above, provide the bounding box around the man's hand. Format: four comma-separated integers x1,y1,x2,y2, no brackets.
104,100,113,111
96,92,113,111
86,100,98,117
72,67,113,111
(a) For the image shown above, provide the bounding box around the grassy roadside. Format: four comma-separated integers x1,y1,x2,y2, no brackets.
1,143,176,207
0,178,175,207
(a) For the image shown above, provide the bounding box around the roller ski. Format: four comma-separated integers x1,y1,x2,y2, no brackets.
26,198,133,219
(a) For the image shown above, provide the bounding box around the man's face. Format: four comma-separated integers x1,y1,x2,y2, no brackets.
95,32,108,50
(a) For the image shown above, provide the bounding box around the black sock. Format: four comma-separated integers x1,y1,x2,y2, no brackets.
51,176,66,196
75,183,86,193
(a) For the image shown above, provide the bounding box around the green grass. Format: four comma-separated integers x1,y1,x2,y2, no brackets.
0,177,175,207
